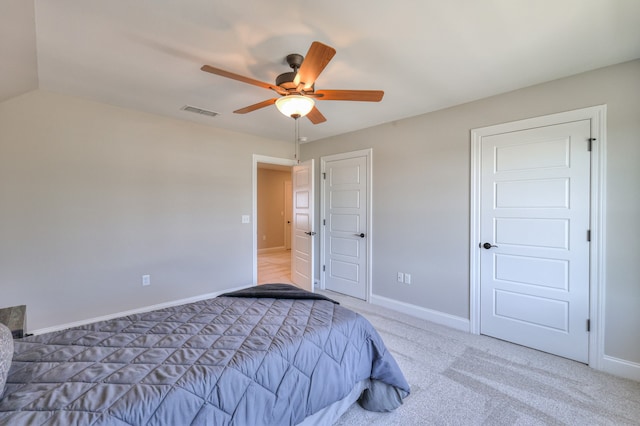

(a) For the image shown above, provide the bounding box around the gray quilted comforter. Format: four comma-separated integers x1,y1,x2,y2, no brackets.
0,288,409,425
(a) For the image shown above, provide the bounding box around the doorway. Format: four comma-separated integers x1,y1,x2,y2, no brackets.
253,155,296,285
470,106,606,367
257,162,293,284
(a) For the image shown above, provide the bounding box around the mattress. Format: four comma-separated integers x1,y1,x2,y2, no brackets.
0,285,409,425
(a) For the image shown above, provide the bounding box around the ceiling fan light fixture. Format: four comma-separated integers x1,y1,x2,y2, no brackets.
275,95,315,119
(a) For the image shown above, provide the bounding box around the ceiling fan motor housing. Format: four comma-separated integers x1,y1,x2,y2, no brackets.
276,71,297,89
276,53,306,91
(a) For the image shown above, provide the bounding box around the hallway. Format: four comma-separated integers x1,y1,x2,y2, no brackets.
257,249,293,285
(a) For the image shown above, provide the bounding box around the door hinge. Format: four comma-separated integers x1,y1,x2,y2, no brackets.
323,219,326,226
587,230,591,242
322,265,326,272
587,319,591,332
322,172,326,179
588,138,596,152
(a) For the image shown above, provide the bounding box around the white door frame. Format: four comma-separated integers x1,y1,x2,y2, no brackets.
320,148,373,301
469,105,606,369
252,155,297,284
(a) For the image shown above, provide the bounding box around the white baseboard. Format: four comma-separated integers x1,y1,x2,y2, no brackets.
601,355,640,381
371,295,639,382
257,246,286,254
31,284,253,336
370,294,470,332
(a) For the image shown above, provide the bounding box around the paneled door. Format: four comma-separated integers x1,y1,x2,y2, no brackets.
480,120,591,362
322,151,370,300
291,160,314,291
284,180,292,250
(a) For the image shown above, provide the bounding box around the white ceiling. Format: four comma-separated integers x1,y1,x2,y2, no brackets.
3,0,640,142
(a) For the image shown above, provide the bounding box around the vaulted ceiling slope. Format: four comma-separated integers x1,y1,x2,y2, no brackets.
2,0,640,142
0,0,38,102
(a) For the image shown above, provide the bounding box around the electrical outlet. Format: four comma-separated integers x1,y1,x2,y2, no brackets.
241,215,250,224
142,275,151,286
404,273,412,284
397,272,404,282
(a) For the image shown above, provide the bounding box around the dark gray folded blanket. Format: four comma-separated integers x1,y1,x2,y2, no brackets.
220,283,339,304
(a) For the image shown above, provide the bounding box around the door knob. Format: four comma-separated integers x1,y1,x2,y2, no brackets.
482,242,498,249
355,233,365,238
305,231,317,236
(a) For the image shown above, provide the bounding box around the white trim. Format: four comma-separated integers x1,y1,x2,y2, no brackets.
601,356,640,382
31,284,252,335
258,246,286,254
588,106,607,372
470,132,482,335
320,149,373,301
469,105,607,372
252,155,296,284
370,294,470,332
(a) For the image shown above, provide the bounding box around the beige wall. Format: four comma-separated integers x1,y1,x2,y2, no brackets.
0,89,293,330
257,168,291,250
1,60,638,378
302,59,640,369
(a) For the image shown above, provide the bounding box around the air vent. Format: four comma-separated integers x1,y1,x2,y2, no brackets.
181,105,220,117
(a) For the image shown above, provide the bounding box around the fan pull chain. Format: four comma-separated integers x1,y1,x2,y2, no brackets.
294,117,300,163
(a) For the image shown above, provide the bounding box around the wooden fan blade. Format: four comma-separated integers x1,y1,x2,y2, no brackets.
201,65,287,95
315,90,384,102
306,106,327,124
234,98,278,114
293,41,336,90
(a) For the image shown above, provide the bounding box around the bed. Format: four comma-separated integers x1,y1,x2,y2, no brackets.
0,284,410,425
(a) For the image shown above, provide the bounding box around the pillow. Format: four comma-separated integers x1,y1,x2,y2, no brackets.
0,323,13,399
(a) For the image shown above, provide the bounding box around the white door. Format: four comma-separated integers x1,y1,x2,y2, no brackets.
480,120,591,362
291,160,315,291
322,152,369,300
284,180,292,250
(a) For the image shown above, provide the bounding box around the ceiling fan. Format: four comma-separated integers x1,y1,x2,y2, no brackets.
200,41,384,124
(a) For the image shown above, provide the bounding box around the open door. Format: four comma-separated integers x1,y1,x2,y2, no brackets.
284,181,292,250
291,160,315,291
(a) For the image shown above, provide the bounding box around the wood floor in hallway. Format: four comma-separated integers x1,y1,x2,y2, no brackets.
258,249,293,285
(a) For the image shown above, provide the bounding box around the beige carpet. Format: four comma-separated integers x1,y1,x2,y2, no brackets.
319,290,640,425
